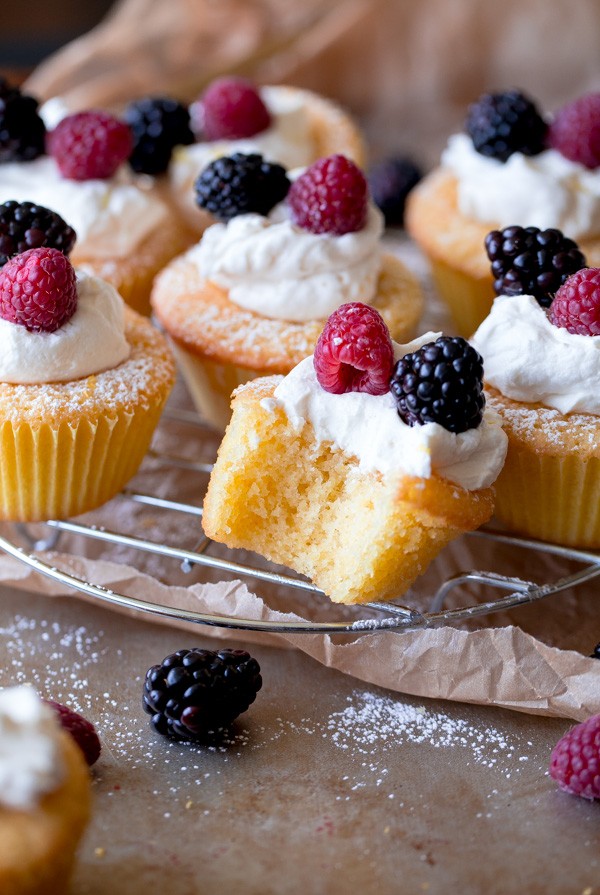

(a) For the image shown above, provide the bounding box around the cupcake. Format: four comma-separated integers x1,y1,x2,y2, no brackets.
202,303,507,605
152,153,424,430
406,89,600,336
0,242,175,522
165,76,367,233
471,253,600,548
0,686,91,895
0,79,193,316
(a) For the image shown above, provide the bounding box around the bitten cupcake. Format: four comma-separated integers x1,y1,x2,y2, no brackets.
0,241,175,522
0,686,91,895
152,153,424,430
0,78,193,316
406,89,600,336
203,303,507,605
165,76,367,233
471,243,600,548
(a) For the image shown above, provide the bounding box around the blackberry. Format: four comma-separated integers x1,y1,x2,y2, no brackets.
591,643,600,659
124,96,194,175
143,647,262,742
485,225,586,308
0,78,46,162
367,156,423,226
194,152,290,221
466,90,547,162
390,336,485,434
0,201,76,267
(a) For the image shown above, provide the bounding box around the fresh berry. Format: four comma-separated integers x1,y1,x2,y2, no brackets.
198,76,271,141
548,93,600,169
549,714,600,800
0,247,78,332
288,154,368,235
484,225,586,308
0,77,46,162
143,647,262,742
548,268,600,335
313,302,394,396
591,643,600,659
0,201,76,268
466,90,547,162
124,96,194,175
390,337,485,433
46,700,101,766
368,156,423,226
48,111,133,180
194,152,290,221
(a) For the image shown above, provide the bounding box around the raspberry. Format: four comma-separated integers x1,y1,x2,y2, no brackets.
0,77,46,162
198,76,271,141
548,93,600,169
368,156,423,226
466,90,547,162
0,200,76,268
124,96,194,175
48,111,133,180
548,268,600,335
390,337,485,433
313,302,394,396
0,247,78,332
143,648,262,742
549,714,600,800
484,225,586,308
46,700,101,766
288,155,368,236
194,152,290,221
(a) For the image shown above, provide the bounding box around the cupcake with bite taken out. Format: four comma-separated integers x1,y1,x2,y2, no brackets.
152,152,424,430
406,89,600,336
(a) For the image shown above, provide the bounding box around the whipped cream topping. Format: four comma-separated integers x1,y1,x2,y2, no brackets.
38,96,72,130
442,133,600,239
0,270,130,384
0,687,65,809
471,293,600,415
264,333,507,490
190,201,383,322
0,156,169,258
169,85,317,199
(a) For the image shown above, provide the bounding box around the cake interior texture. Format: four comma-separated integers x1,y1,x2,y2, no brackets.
203,378,495,605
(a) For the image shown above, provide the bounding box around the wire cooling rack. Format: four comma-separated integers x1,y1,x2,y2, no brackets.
2,405,600,635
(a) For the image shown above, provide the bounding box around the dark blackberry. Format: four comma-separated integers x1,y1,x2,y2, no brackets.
485,225,586,308
0,78,46,162
367,156,423,226
143,647,262,742
124,96,194,175
591,643,600,660
466,90,547,162
0,201,76,267
194,152,290,221
390,336,485,434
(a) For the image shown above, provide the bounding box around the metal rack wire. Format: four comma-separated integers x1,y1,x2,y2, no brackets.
2,406,600,635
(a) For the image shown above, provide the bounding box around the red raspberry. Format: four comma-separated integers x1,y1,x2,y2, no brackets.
48,110,133,180
46,700,101,766
314,302,394,395
0,247,78,332
288,155,368,235
549,714,600,800
198,77,271,141
548,93,600,169
548,267,600,335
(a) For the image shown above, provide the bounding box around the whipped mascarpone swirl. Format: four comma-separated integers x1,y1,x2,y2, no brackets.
471,293,600,415
190,202,384,322
264,333,507,490
0,270,130,384
0,156,169,258
0,687,65,809
442,133,600,239
170,85,317,197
